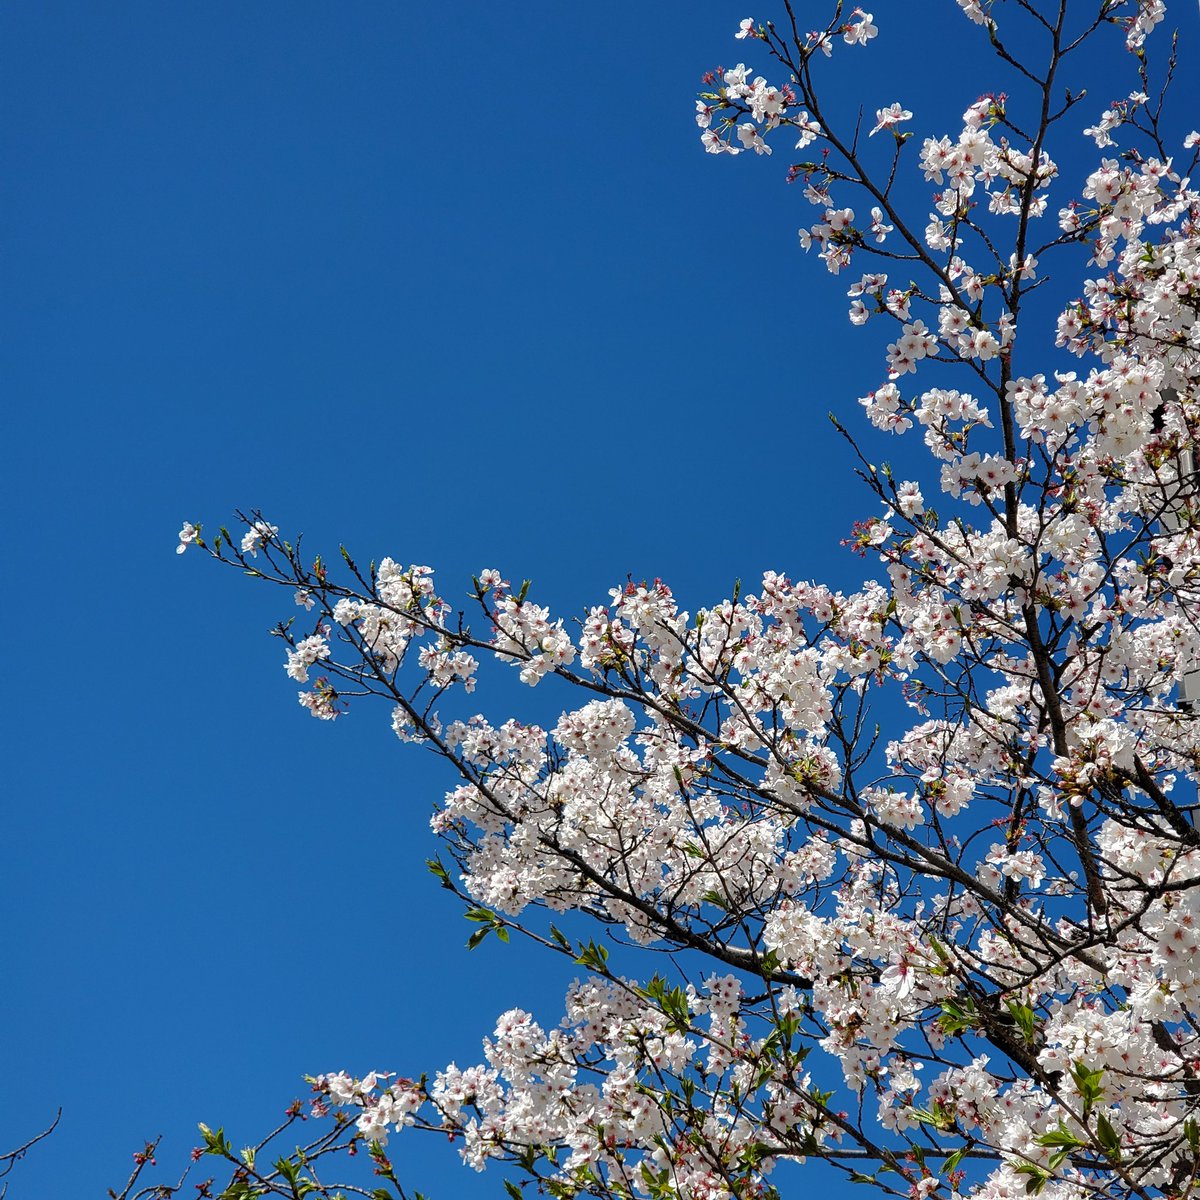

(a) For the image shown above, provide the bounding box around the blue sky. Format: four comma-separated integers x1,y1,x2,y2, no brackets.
4,3,1197,1195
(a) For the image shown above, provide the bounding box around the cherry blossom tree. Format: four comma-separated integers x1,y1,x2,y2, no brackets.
152,3,1200,1198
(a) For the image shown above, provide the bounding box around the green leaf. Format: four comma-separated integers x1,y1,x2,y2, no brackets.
636,975,665,1003
939,996,978,1035
1094,1112,1121,1160
426,857,453,889
1070,1061,1105,1117
910,1103,956,1133
467,927,490,950
198,1123,233,1157
1013,1163,1049,1195
1036,1125,1084,1149
504,1181,524,1200
573,939,609,972
1006,1000,1038,1044
941,1148,966,1175
738,1141,774,1169
274,1156,301,1183
661,985,691,1033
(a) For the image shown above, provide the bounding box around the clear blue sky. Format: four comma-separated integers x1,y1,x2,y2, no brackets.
4,3,1195,1195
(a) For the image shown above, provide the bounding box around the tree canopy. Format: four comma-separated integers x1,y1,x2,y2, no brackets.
144,4,1200,1199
